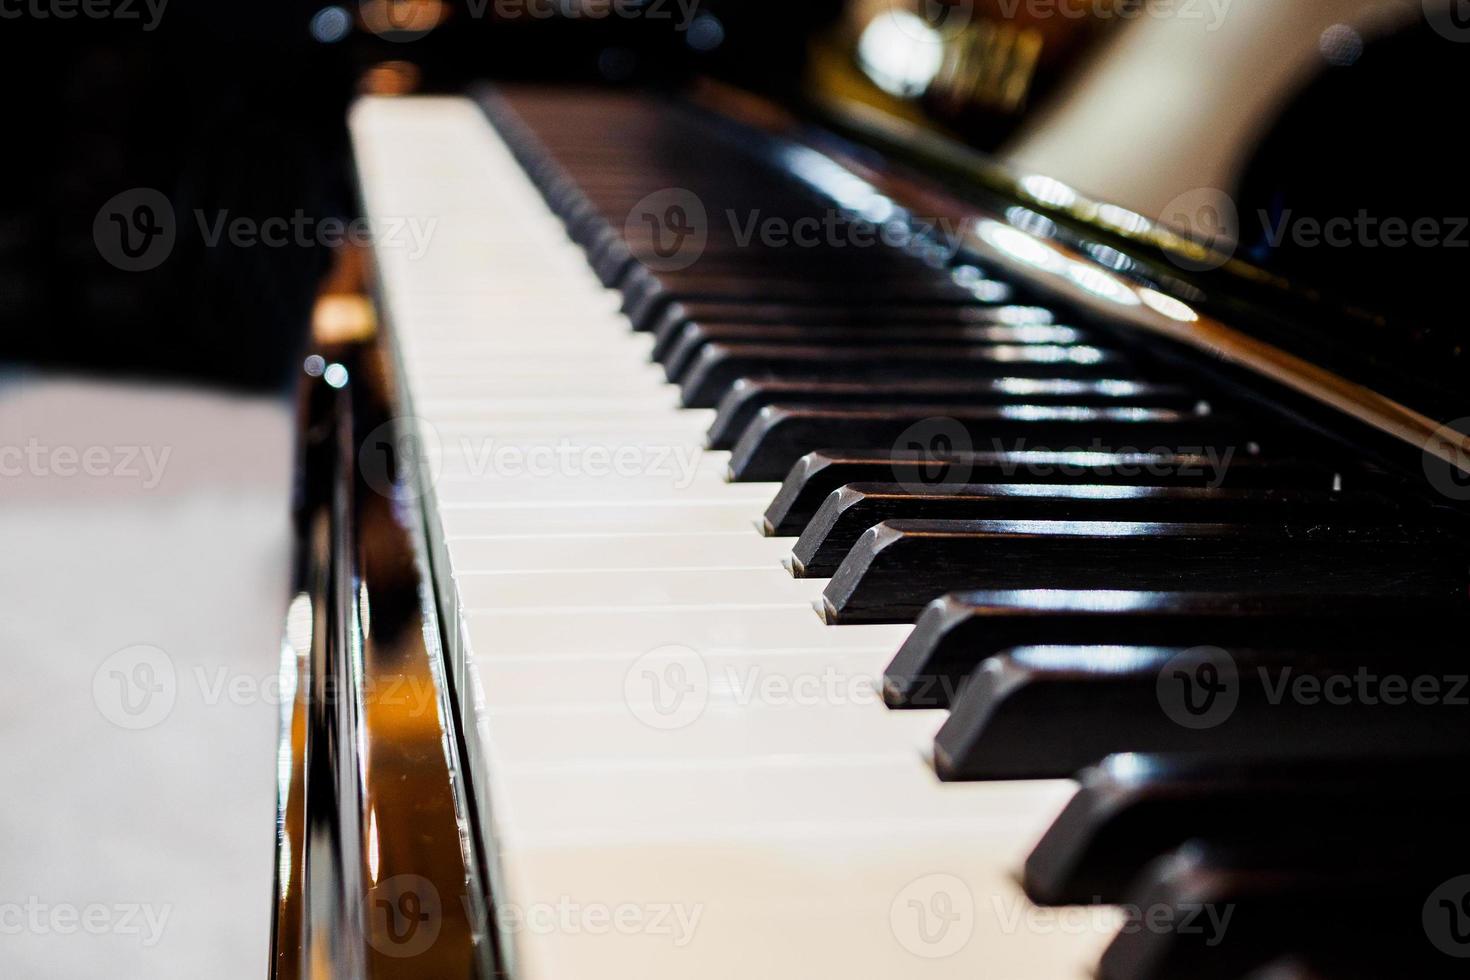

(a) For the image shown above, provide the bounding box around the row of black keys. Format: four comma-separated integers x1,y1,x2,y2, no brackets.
483,87,1470,979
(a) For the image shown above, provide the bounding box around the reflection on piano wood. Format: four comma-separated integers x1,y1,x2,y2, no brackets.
345,80,1470,979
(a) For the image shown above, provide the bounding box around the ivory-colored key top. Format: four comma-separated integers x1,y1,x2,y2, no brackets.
454,566,829,611
473,647,900,709
446,532,793,572
499,836,1115,980
436,501,762,536
464,605,912,657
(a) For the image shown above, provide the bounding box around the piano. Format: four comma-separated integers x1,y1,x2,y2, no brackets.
269,1,1470,977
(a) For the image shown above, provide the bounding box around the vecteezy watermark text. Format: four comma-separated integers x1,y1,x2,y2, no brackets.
0,899,172,947
500,897,703,946
1157,648,1470,730
193,210,436,259
0,0,168,30
990,894,1233,946
362,0,704,41
1159,188,1470,270
484,0,701,29
889,873,1230,959
94,188,437,272
623,648,891,730
359,416,706,501
625,187,978,272
992,0,1232,30
1260,211,1469,250
92,644,437,731
364,874,704,959
0,440,171,488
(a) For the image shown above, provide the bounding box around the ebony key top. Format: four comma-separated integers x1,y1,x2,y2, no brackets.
791,484,1406,577
707,377,1201,449
624,276,992,331
728,405,1254,482
763,451,1355,536
658,321,1089,379
1099,843,1470,980
934,644,1470,780
882,590,1470,709
822,519,1467,624
1025,753,1470,905
682,343,1124,408
648,299,1047,348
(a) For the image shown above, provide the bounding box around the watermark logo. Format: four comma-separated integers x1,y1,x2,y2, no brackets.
95,190,436,270
366,874,443,958
360,416,443,501
1159,188,1238,271
1156,646,1238,730
94,188,176,272
625,188,708,272
891,873,975,958
360,0,441,41
1424,875,1470,957
1425,0,1470,42
93,644,177,730
623,645,709,730
1422,418,1470,501
892,417,974,492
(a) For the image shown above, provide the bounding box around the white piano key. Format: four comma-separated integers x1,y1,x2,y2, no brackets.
500,836,1117,980
486,760,1074,841
473,646,900,709
478,702,947,767
435,501,762,536
454,566,829,612
447,532,793,572
464,606,911,658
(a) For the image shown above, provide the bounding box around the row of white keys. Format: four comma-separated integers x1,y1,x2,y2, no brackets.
352,94,1118,979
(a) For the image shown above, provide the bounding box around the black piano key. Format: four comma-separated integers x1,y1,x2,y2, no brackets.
657,321,1089,378
707,377,1202,449
1244,949,1459,980
762,451,1357,536
624,277,992,331
622,262,968,308
681,343,1126,407
727,405,1251,482
1098,845,1470,980
822,519,1466,624
648,300,1051,349
653,308,1063,361
790,483,1406,577
934,645,1470,781
1025,753,1470,905
883,590,1470,708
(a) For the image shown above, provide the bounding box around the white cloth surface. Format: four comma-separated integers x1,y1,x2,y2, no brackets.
0,373,293,979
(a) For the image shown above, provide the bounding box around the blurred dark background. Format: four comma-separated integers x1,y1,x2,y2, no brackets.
0,1,837,392
2,1,1465,400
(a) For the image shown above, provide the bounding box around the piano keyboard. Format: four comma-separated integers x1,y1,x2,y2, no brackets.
350,89,1470,979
